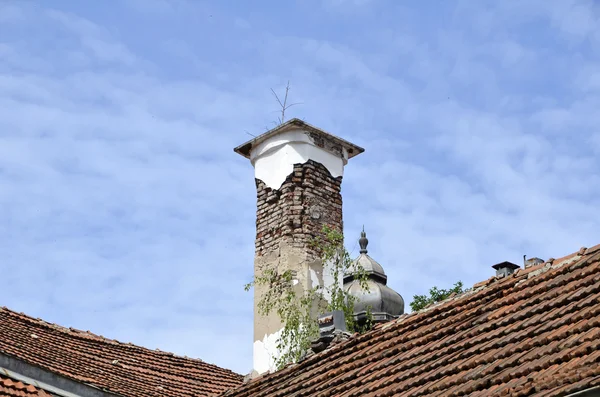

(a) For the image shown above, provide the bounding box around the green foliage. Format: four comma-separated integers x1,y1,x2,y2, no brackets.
245,225,371,370
245,266,320,367
310,226,370,333
409,281,465,312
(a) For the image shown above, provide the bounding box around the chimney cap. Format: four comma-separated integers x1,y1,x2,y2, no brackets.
492,261,520,277
492,261,520,271
234,118,365,159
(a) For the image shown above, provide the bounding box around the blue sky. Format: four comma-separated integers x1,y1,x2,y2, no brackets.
1,0,599,374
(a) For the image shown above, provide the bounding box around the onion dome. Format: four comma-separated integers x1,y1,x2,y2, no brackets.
344,228,404,323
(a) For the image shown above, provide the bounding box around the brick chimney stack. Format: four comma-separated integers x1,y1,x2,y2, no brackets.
234,119,364,375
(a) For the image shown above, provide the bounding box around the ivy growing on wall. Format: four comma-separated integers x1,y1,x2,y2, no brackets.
245,225,371,370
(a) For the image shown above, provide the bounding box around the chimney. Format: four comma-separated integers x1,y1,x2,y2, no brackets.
234,119,364,375
492,261,520,277
524,255,544,269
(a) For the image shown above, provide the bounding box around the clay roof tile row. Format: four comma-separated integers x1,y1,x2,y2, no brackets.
0,309,243,397
223,244,600,397
3,244,600,397
0,375,51,397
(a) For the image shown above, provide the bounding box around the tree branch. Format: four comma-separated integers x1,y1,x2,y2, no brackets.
270,80,303,125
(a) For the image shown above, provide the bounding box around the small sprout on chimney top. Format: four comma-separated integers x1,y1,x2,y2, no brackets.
270,81,303,125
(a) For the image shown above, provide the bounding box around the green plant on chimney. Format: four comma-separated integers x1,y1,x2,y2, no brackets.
244,225,371,370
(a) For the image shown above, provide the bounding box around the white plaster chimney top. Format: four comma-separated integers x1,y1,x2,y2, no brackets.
234,118,364,160
234,118,364,189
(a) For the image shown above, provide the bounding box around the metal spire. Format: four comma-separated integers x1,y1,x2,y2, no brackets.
359,226,368,254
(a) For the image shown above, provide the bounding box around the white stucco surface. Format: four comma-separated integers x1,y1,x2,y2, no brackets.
308,261,338,303
253,262,341,375
320,258,342,303
250,129,348,189
253,328,283,374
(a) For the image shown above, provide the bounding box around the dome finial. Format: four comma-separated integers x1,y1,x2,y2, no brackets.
359,226,368,254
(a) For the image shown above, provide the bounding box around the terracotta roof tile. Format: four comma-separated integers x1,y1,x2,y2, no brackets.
223,244,600,397
0,375,51,397
0,309,243,397
586,243,600,255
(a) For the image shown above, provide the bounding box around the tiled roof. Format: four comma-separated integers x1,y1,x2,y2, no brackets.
223,244,600,397
0,308,243,397
0,375,51,397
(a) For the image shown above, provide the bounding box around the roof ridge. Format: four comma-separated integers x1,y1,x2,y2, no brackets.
372,242,596,340
403,243,600,319
0,306,240,375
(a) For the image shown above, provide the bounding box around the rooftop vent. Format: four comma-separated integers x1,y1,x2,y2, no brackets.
317,311,346,338
492,261,520,277
310,311,349,354
524,256,544,269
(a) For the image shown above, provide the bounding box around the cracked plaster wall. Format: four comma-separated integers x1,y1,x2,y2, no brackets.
252,159,343,374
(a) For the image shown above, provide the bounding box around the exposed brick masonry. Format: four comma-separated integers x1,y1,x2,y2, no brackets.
255,159,343,260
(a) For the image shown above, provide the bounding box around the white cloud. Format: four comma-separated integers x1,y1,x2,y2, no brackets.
1,0,599,376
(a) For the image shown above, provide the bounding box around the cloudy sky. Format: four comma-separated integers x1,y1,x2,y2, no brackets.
1,0,599,374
